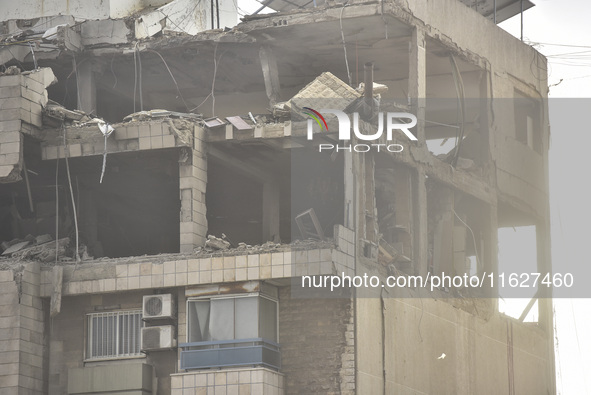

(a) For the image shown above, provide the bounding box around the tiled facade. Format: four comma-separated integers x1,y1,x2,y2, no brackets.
171,368,284,395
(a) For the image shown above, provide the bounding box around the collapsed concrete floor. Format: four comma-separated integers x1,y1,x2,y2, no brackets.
0,0,555,394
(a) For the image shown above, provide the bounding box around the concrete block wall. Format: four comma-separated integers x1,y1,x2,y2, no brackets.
41,119,187,160
179,126,208,253
0,68,54,182
171,368,284,395
35,247,352,298
0,264,46,395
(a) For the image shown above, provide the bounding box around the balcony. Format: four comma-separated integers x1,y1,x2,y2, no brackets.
180,338,281,371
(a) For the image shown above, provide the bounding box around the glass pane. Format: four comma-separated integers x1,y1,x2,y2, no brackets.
210,298,234,341
188,301,211,342
260,297,278,342
235,297,258,340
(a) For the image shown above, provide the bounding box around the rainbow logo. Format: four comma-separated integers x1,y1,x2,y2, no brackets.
302,107,328,132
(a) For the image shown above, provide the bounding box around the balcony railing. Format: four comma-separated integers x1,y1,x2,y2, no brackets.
179,338,281,371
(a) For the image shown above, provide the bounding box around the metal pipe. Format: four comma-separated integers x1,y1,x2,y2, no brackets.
364,62,374,101
521,0,524,41
493,0,497,24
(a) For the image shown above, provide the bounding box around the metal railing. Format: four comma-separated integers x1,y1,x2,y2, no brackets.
179,338,281,371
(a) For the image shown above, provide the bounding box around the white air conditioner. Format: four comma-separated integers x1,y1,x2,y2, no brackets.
141,325,176,351
143,294,175,320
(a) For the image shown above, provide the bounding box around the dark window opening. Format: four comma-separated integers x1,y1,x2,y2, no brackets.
427,184,491,293
207,143,292,245
514,90,542,154
375,159,414,272
0,147,180,260
291,147,344,241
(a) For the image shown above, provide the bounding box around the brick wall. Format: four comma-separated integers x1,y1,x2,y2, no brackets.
279,286,354,395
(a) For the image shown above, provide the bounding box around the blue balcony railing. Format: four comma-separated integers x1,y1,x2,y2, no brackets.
179,338,281,371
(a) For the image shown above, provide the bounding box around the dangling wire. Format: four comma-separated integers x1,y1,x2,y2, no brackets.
339,1,353,87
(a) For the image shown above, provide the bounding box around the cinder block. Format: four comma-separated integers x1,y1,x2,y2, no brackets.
0,120,22,132
151,136,163,149
128,276,139,289
211,270,223,283
0,85,22,98
127,124,139,139
0,75,22,87
139,137,151,150
82,143,94,156
0,98,21,109
138,124,151,138
0,142,21,154
199,258,211,271
68,144,82,157
188,272,199,284
212,257,223,270
150,122,163,136
0,109,21,122
21,78,45,95
128,263,139,276
223,270,235,282
163,274,175,287
163,261,176,274
0,131,20,144
162,134,175,147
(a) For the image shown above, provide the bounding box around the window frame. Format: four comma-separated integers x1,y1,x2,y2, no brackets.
186,293,279,344
85,309,145,362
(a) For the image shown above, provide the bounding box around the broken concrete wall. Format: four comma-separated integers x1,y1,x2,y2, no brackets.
0,68,55,182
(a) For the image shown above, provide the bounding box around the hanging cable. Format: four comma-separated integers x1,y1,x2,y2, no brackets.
62,125,80,264
339,1,353,87
145,49,190,112
54,152,59,264
449,54,466,167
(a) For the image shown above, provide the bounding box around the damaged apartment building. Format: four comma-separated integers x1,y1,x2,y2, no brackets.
0,0,555,394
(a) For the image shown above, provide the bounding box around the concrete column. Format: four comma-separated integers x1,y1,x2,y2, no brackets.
76,58,96,115
413,167,428,277
259,46,281,107
179,127,208,253
0,68,54,182
408,27,426,142
0,264,46,394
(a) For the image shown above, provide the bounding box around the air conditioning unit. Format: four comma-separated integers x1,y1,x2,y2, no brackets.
141,325,176,351
143,294,175,320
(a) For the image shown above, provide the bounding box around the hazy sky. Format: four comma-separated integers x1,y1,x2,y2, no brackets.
500,2,589,394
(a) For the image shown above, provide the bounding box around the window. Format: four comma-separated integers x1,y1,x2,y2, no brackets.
187,294,278,343
87,310,143,360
